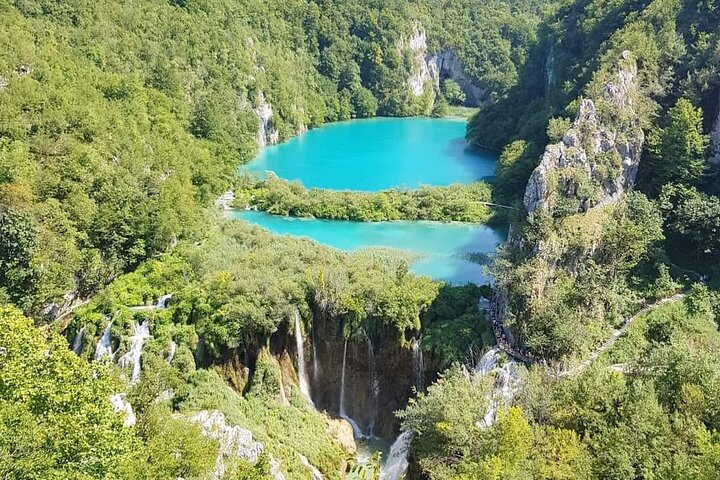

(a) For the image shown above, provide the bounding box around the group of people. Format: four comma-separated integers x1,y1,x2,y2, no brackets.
487,293,532,364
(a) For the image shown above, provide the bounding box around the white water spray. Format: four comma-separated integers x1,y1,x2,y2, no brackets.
72,327,85,355
380,431,412,480
366,332,379,436
339,339,364,439
95,320,113,360
312,327,319,387
156,294,172,308
412,336,424,391
117,321,151,384
293,311,312,402
474,347,520,428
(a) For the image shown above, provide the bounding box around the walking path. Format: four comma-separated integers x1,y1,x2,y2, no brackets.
485,291,686,373
556,293,685,377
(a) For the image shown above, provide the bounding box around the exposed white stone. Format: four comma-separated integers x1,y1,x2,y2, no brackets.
400,28,434,97
524,52,643,213
254,92,280,148
190,410,285,480
110,393,136,427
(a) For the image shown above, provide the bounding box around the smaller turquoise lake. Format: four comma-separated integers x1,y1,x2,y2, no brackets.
244,117,496,191
230,211,505,285
236,117,505,284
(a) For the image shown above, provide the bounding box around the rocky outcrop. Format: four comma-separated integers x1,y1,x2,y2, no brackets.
307,317,418,440
401,28,435,98
710,91,720,165
524,51,643,214
190,409,285,480
400,27,485,106
428,50,486,106
110,393,136,427
254,91,280,147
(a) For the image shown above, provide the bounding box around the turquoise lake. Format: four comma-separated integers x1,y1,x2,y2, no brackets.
244,117,496,191
235,118,505,285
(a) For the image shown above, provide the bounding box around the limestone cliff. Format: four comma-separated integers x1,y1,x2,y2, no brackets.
254,91,280,147
524,51,643,215
428,50,487,106
401,26,486,107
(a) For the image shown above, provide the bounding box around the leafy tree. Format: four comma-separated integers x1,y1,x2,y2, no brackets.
0,305,136,478
640,98,709,195
441,79,466,106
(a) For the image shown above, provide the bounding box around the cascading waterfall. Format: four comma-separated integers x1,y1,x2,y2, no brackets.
293,311,312,402
311,327,319,388
95,320,114,360
117,321,151,384
156,294,172,308
366,332,379,437
380,431,412,480
339,339,364,439
72,327,85,355
474,347,520,428
412,335,424,392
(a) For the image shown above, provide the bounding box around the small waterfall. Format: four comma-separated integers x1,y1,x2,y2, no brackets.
72,327,85,355
94,321,114,360
117,321,151,384
339,339,364,439
474,347,520,428
366,332,379,436
293,311,312,402
412,336,424,392
311,327,319,387
156,294,172,309
167,340,177,364
380,431,412,480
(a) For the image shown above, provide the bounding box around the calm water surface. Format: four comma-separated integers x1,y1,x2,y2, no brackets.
235,118,504,284
230,211,505,285
243,117,496,190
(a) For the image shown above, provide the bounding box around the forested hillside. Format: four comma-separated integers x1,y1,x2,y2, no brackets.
2,0,720,478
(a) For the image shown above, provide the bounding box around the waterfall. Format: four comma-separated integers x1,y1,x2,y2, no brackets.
117,321,151,384
293,311,312,402
380,431,412,480
311,327,319,387
366,332,379,436
156,294,172,308
167,340,177,364
94,321,114,360
412,336,424,392
339,339,364,439
72,327,85,355
474,347,520,428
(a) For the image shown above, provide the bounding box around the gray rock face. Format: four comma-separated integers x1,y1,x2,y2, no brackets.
524,51,643,214
190,410,285,480
254,91,279,148
402,28,434,97
428,50,486,106
710,92,720,165
399,26,486,106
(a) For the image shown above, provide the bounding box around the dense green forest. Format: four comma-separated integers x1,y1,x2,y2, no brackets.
231,175,495,223
2,0,720,478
